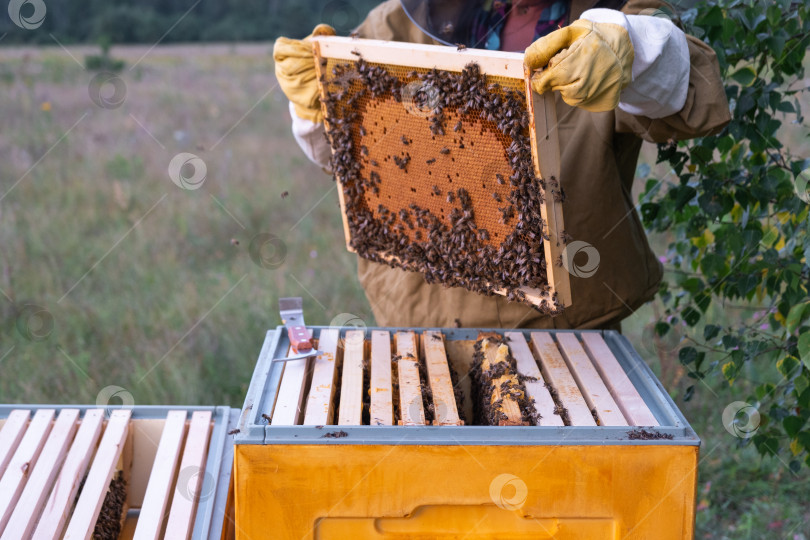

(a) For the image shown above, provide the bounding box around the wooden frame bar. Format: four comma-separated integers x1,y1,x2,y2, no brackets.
338,330,366,426
580,333,658,426
4,409,79,538
504,332,564,427
369,331,394,426
63,409,131,540
303,328,341,426
555,333,627,426
271,346,312,426
525,67,571,306
0,408,55,535
395,332,425,426
312,36,526,78
421,331,462,426
164,410,213,540
530,332,595,426
133,410,188,540
0,410,30,478
32,409,105,540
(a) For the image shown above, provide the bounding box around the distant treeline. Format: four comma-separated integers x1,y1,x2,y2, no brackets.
0,0,383,45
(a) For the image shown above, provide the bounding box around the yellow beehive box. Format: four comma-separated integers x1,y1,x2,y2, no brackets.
233,327,699,540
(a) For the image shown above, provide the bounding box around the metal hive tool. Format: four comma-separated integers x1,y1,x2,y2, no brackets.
312,37,571,313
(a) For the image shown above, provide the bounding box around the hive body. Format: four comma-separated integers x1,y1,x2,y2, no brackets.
233,326,700,540
0,405,237,540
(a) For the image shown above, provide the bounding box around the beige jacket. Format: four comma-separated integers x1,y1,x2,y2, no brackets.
350,0,730,329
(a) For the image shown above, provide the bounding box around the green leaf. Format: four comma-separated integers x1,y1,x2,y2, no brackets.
683,385,695,401
683,307,701,326
730,66,757,87
695,293,711,313
786,302,809,334
798,431,810,452
755,383,775,401
679,346,698,365
799,333,810,370
722,361,736,384
704,324,721,340
776,356,800,380
783,416,806,438
753,434,779,457
794,375,809,397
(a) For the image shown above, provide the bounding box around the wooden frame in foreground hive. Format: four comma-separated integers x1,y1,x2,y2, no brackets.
312,36,572,310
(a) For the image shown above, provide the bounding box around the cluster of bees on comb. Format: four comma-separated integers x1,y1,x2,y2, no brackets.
320,54,565,314
471,335,543,426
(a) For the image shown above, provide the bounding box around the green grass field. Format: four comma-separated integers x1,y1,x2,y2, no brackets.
0,44,807,537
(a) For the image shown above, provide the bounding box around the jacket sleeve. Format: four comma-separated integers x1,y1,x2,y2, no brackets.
614,0,731,142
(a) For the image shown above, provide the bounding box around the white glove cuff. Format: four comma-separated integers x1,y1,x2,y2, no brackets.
581,8,690,119
289,102,333,172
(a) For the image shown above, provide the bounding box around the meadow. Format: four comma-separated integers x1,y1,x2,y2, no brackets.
0,44,807,537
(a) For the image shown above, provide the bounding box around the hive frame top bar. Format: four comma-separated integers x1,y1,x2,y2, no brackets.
311,35,526,78
235,326,699,447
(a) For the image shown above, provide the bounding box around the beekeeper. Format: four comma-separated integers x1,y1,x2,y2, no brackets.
272,0,729,330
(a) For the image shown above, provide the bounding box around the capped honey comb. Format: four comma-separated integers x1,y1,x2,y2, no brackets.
313,37,571,313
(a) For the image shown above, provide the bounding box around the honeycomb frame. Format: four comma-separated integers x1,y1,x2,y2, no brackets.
312,36,571,311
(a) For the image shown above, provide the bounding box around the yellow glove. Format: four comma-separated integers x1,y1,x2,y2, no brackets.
525,19,634,112
273,24,336,123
